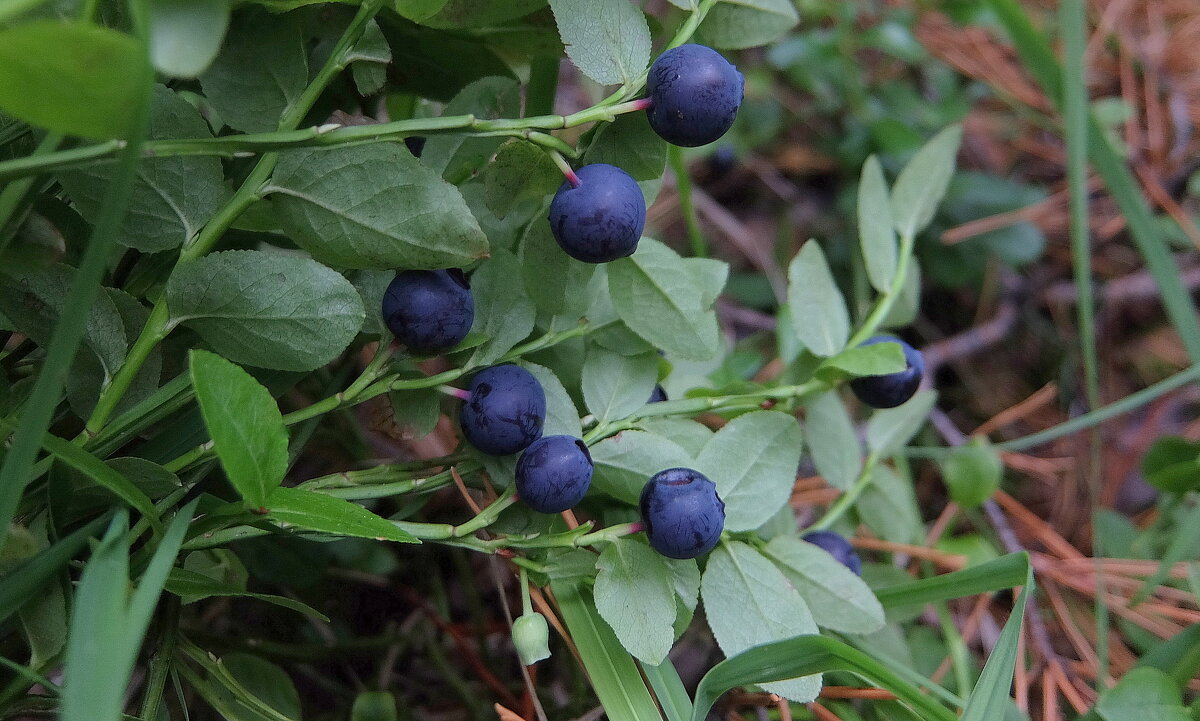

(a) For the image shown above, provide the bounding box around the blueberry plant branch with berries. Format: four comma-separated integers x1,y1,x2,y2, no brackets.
0,2,1052,721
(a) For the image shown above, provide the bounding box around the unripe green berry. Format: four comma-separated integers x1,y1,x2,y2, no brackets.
512,611,551,666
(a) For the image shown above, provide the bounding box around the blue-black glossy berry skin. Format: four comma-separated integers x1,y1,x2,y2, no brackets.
460,365,546,455
515,435,594,513
848,336,925,409
548,164,645,263
639,468,725,559
382,269,474,355
648,385,668,403
646,44,744,147
802,530,863,576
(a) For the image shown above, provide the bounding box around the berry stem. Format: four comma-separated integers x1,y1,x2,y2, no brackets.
573,521,645,547
438,385,472,401
548,150,581,188
809,451,881,531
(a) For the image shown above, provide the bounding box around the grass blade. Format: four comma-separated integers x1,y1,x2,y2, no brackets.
641,660,693,721
0,514,109,626
551,579,664,721
0,56,153,546
959,562,1035,721
874,552,1029,609
690,634,957,721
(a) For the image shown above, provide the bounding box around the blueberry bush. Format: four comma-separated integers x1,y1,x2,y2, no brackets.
0,1,1196,721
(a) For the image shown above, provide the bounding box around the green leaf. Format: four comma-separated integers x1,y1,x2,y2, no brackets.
421,77,521,183
32,429,160,528
0,515,107,628
816,341,906,383
518,361,582,438
269,143,489,270
695,411,802,532
859,155,897,294
941,438,1003,508
548,0,650,86
352,269,393,338
609,239,721,361
1141,436,1200,494
66,288,162,420
685,257,729,307
352,691,398,721
0,21,144,139
696,0,798,50
1095,669,1190,721
388,387,443,440
590,431,694,504
866,389,937,454
551,579,665,721
266,487,418,543
190,349,288,508
518,207,597,318
858,464,922,544
223,653,302,720
690,635,957,721
890,125,963,239
484,141,561,219
198,9,306,132
787,242,850,357
467,249,536,366
0,263,127,381
582,112,670,185
765,535,885,635
594,538,676,665
348,20,391,95
583,348,659,423
167,250,365,371
19,568,66,668
701,541,821,702
803,391,862,491
59,84,230,252
419,0,547,28
639,417,713,457
149,0,231,78
164,568,328,620
882,258,921,328
959,560,1034,721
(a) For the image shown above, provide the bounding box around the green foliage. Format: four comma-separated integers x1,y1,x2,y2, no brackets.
0,2,1059,719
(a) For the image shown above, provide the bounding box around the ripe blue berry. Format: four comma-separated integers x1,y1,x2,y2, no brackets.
646,44,744,147
382,269,474,355
802,530,863,576
848,336,925,409
639,467,725,559
548,163,645,263
459,365,546,455
515,435,594,513
648,385,668,403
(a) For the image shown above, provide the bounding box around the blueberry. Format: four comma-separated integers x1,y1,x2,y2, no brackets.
459,365,546,455
548,163,645,263
639,467,725,559
802,530,863,576
648,385,668,403
515,435,594,513
646,44,744,147
382,269,474,355
848,336,924,409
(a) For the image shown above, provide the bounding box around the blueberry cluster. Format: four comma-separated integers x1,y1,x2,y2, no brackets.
549,44,743,265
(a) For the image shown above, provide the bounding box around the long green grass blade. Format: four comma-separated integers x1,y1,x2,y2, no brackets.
690,635,957,721
959,562,1035,721
641,660,693,721
985,0,1200,363
0,513,109,626
551,579,664,721
0,55,154,546
60,512,133,721
874,552,1029,609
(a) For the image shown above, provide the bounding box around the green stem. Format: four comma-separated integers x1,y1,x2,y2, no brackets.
138,596,180,721
669,145,706,258
846,230,916,347
810,452,880,530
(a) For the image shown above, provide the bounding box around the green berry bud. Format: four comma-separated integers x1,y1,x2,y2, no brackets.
512,611,551,666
